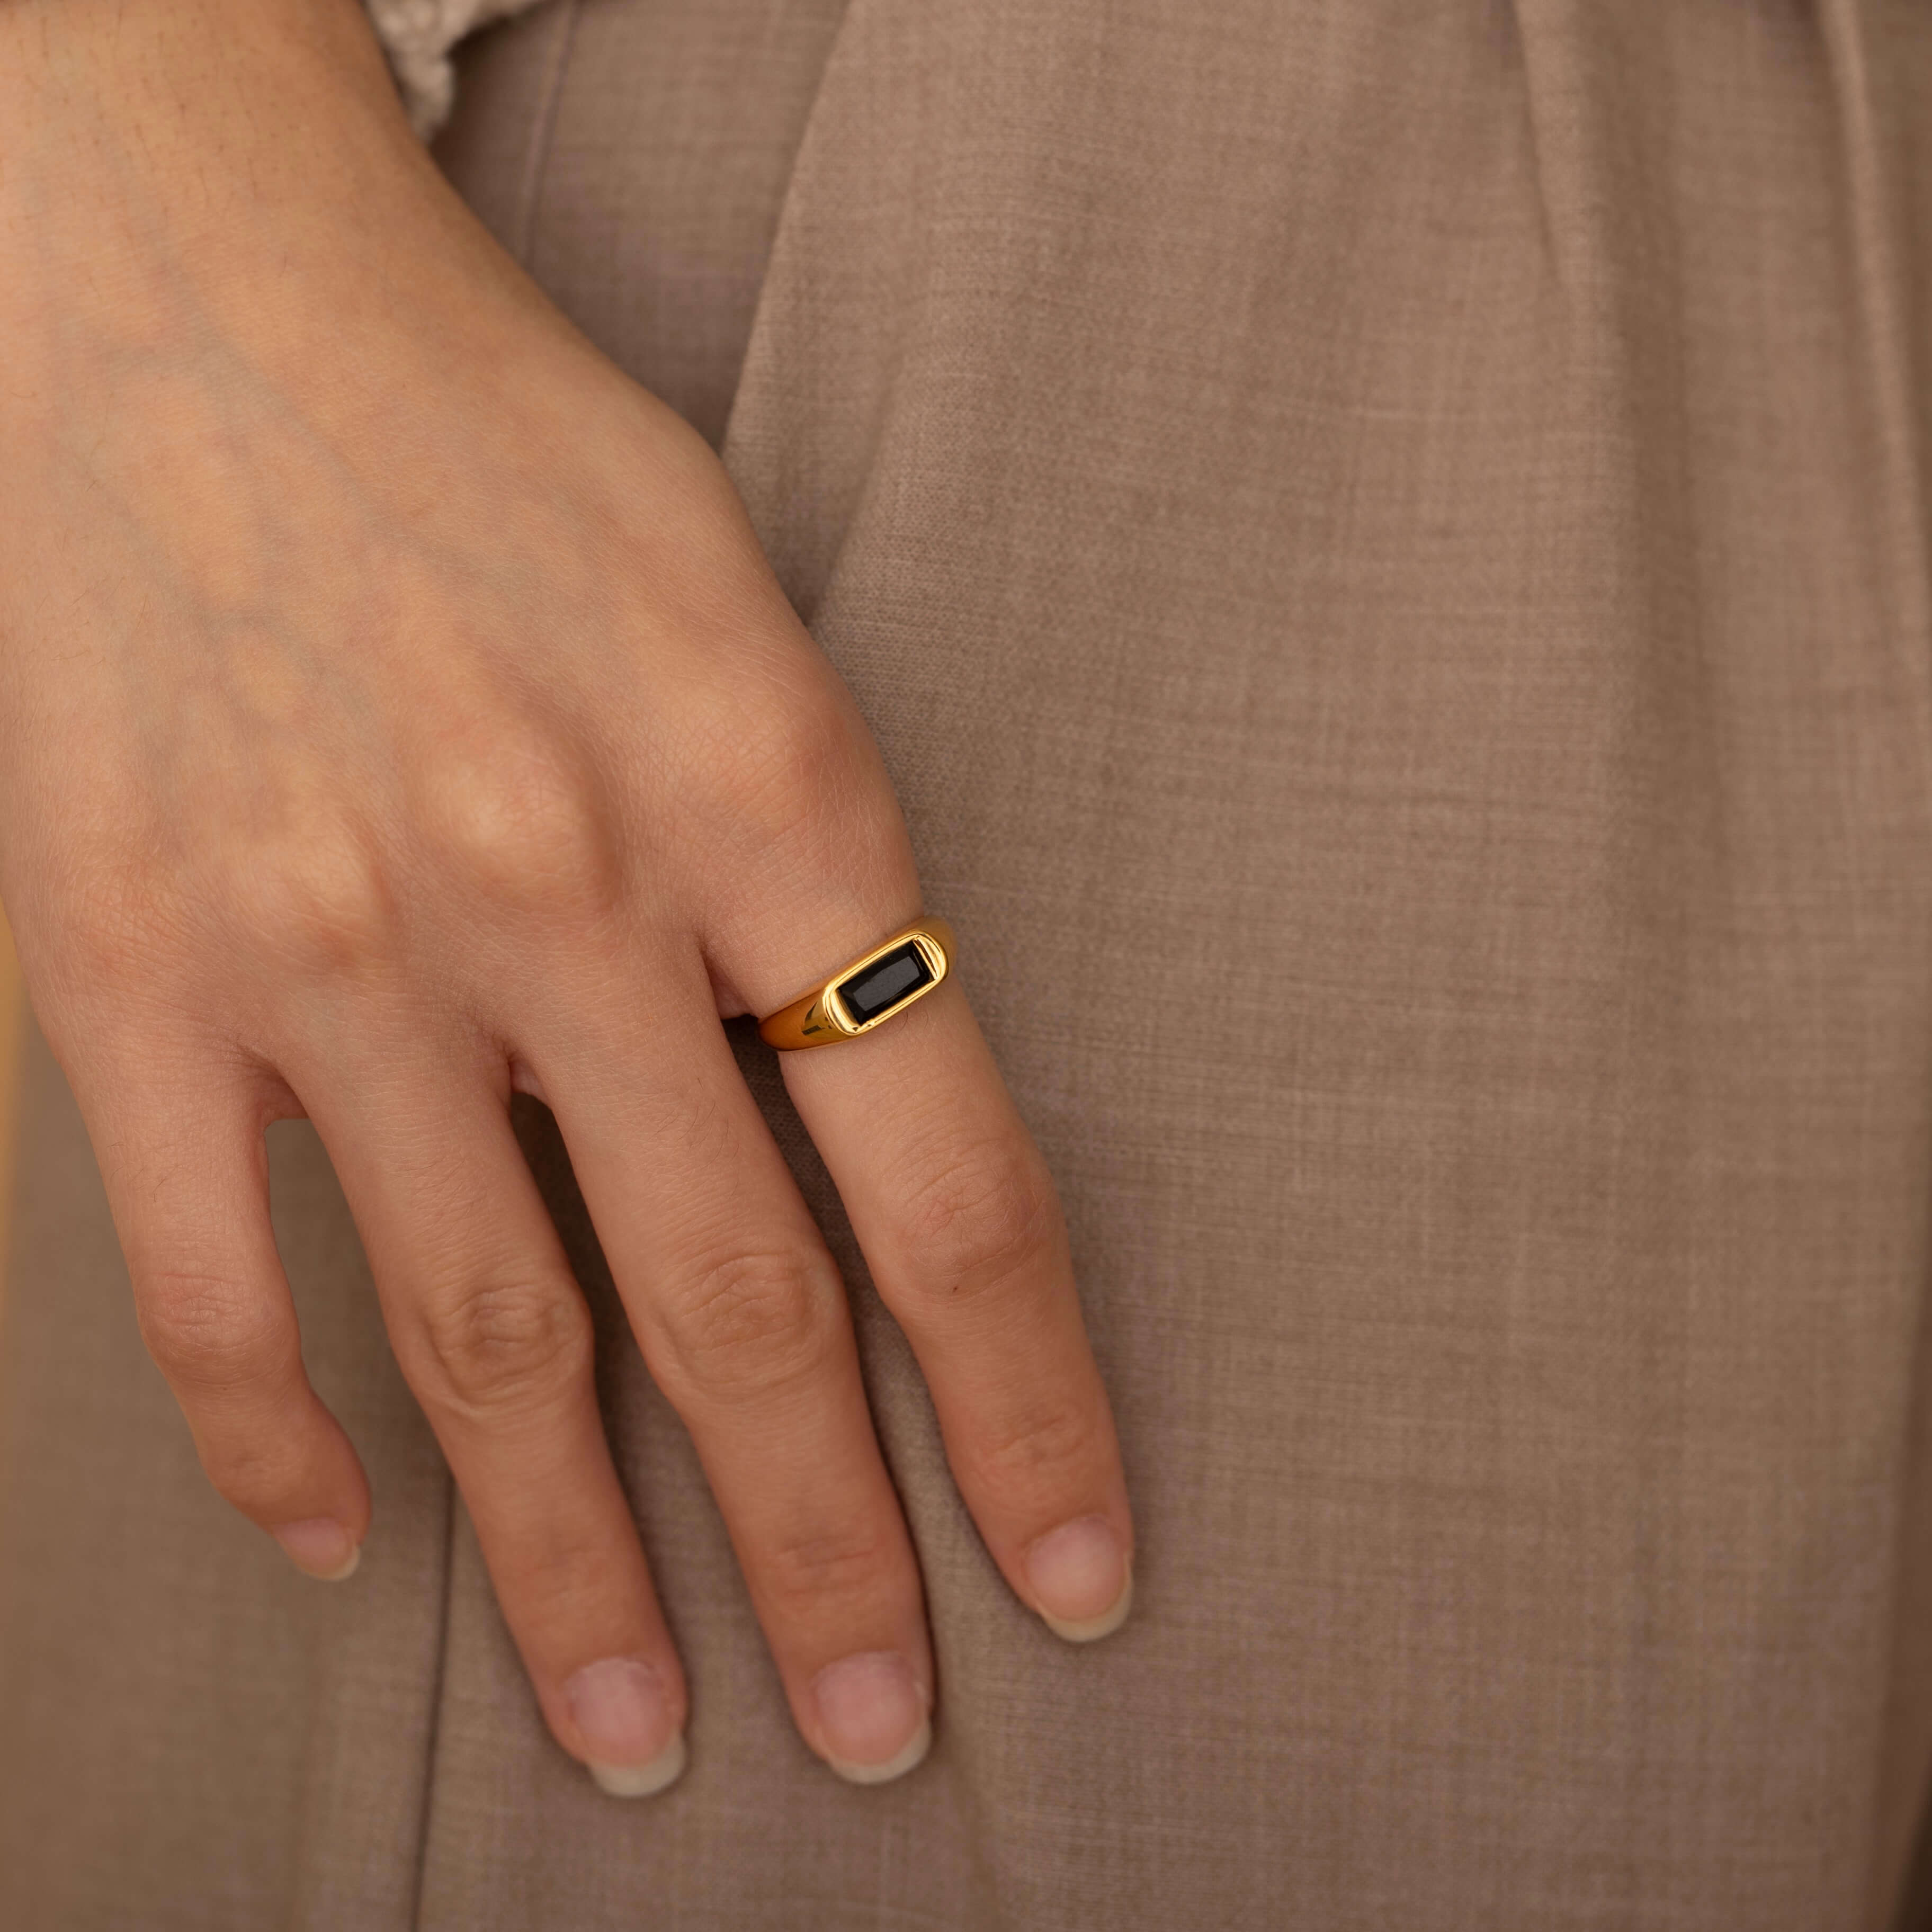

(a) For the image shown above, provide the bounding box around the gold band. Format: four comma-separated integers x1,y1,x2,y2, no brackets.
757,917,956,1050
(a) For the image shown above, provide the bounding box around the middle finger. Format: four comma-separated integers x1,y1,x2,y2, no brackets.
296,1029,690,1797
526,955,936,1784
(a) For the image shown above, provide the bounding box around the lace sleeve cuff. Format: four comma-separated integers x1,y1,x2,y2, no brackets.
363,0,548,138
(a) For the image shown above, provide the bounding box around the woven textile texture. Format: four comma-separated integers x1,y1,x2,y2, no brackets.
5,1,1932,1926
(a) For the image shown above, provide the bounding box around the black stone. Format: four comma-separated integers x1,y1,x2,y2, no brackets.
836,940,934,1025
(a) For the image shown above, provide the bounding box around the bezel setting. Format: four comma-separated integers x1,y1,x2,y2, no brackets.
757,917,958,1050
824,929,950,1036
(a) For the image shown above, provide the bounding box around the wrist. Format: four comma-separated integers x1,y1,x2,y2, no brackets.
0,0,558,464
0,0,437,338
0,0,407,186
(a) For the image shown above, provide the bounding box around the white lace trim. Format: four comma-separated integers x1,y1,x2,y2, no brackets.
363,0,545,137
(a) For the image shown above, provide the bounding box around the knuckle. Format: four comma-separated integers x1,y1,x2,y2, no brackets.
239,818,395,974
414,1273,593,1419
964,1398,1108,1502
136,1273,316,1514
700,688,878,852
197,1431,312,1517
59,869,169,996
500,1524,619,1625
415,729,617,918
137,1269,289,1395
896,1141,1061,1301
657,1246,839,1405
741,695,852,811
759,1523,902,1617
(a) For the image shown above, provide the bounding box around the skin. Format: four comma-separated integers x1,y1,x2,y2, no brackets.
0,0,1133,1788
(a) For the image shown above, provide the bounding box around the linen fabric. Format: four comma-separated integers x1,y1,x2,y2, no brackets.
5,1,1932,1926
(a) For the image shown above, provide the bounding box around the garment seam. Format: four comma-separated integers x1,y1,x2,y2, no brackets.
513,0,583,269
406,1477,460,1932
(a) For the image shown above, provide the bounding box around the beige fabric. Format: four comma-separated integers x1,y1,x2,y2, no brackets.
5,0,1932,1925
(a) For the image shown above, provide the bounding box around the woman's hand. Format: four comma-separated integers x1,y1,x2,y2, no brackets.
0,0,1132,1791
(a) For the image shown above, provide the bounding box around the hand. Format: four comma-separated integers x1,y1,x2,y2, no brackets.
0,0,1132,1791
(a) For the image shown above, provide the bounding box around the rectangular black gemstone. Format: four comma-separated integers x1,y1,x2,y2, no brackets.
836,940,933,1025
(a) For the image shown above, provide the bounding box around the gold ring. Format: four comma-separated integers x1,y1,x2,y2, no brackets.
758,917,956,1050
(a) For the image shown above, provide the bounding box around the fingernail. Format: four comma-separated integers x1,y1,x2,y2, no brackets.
271,1518,361,1581
563,1657,686,1799
1025,1516,1132,1641
811,1651,931,1785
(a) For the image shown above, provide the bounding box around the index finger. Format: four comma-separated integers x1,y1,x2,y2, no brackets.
758,940,1134,1643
